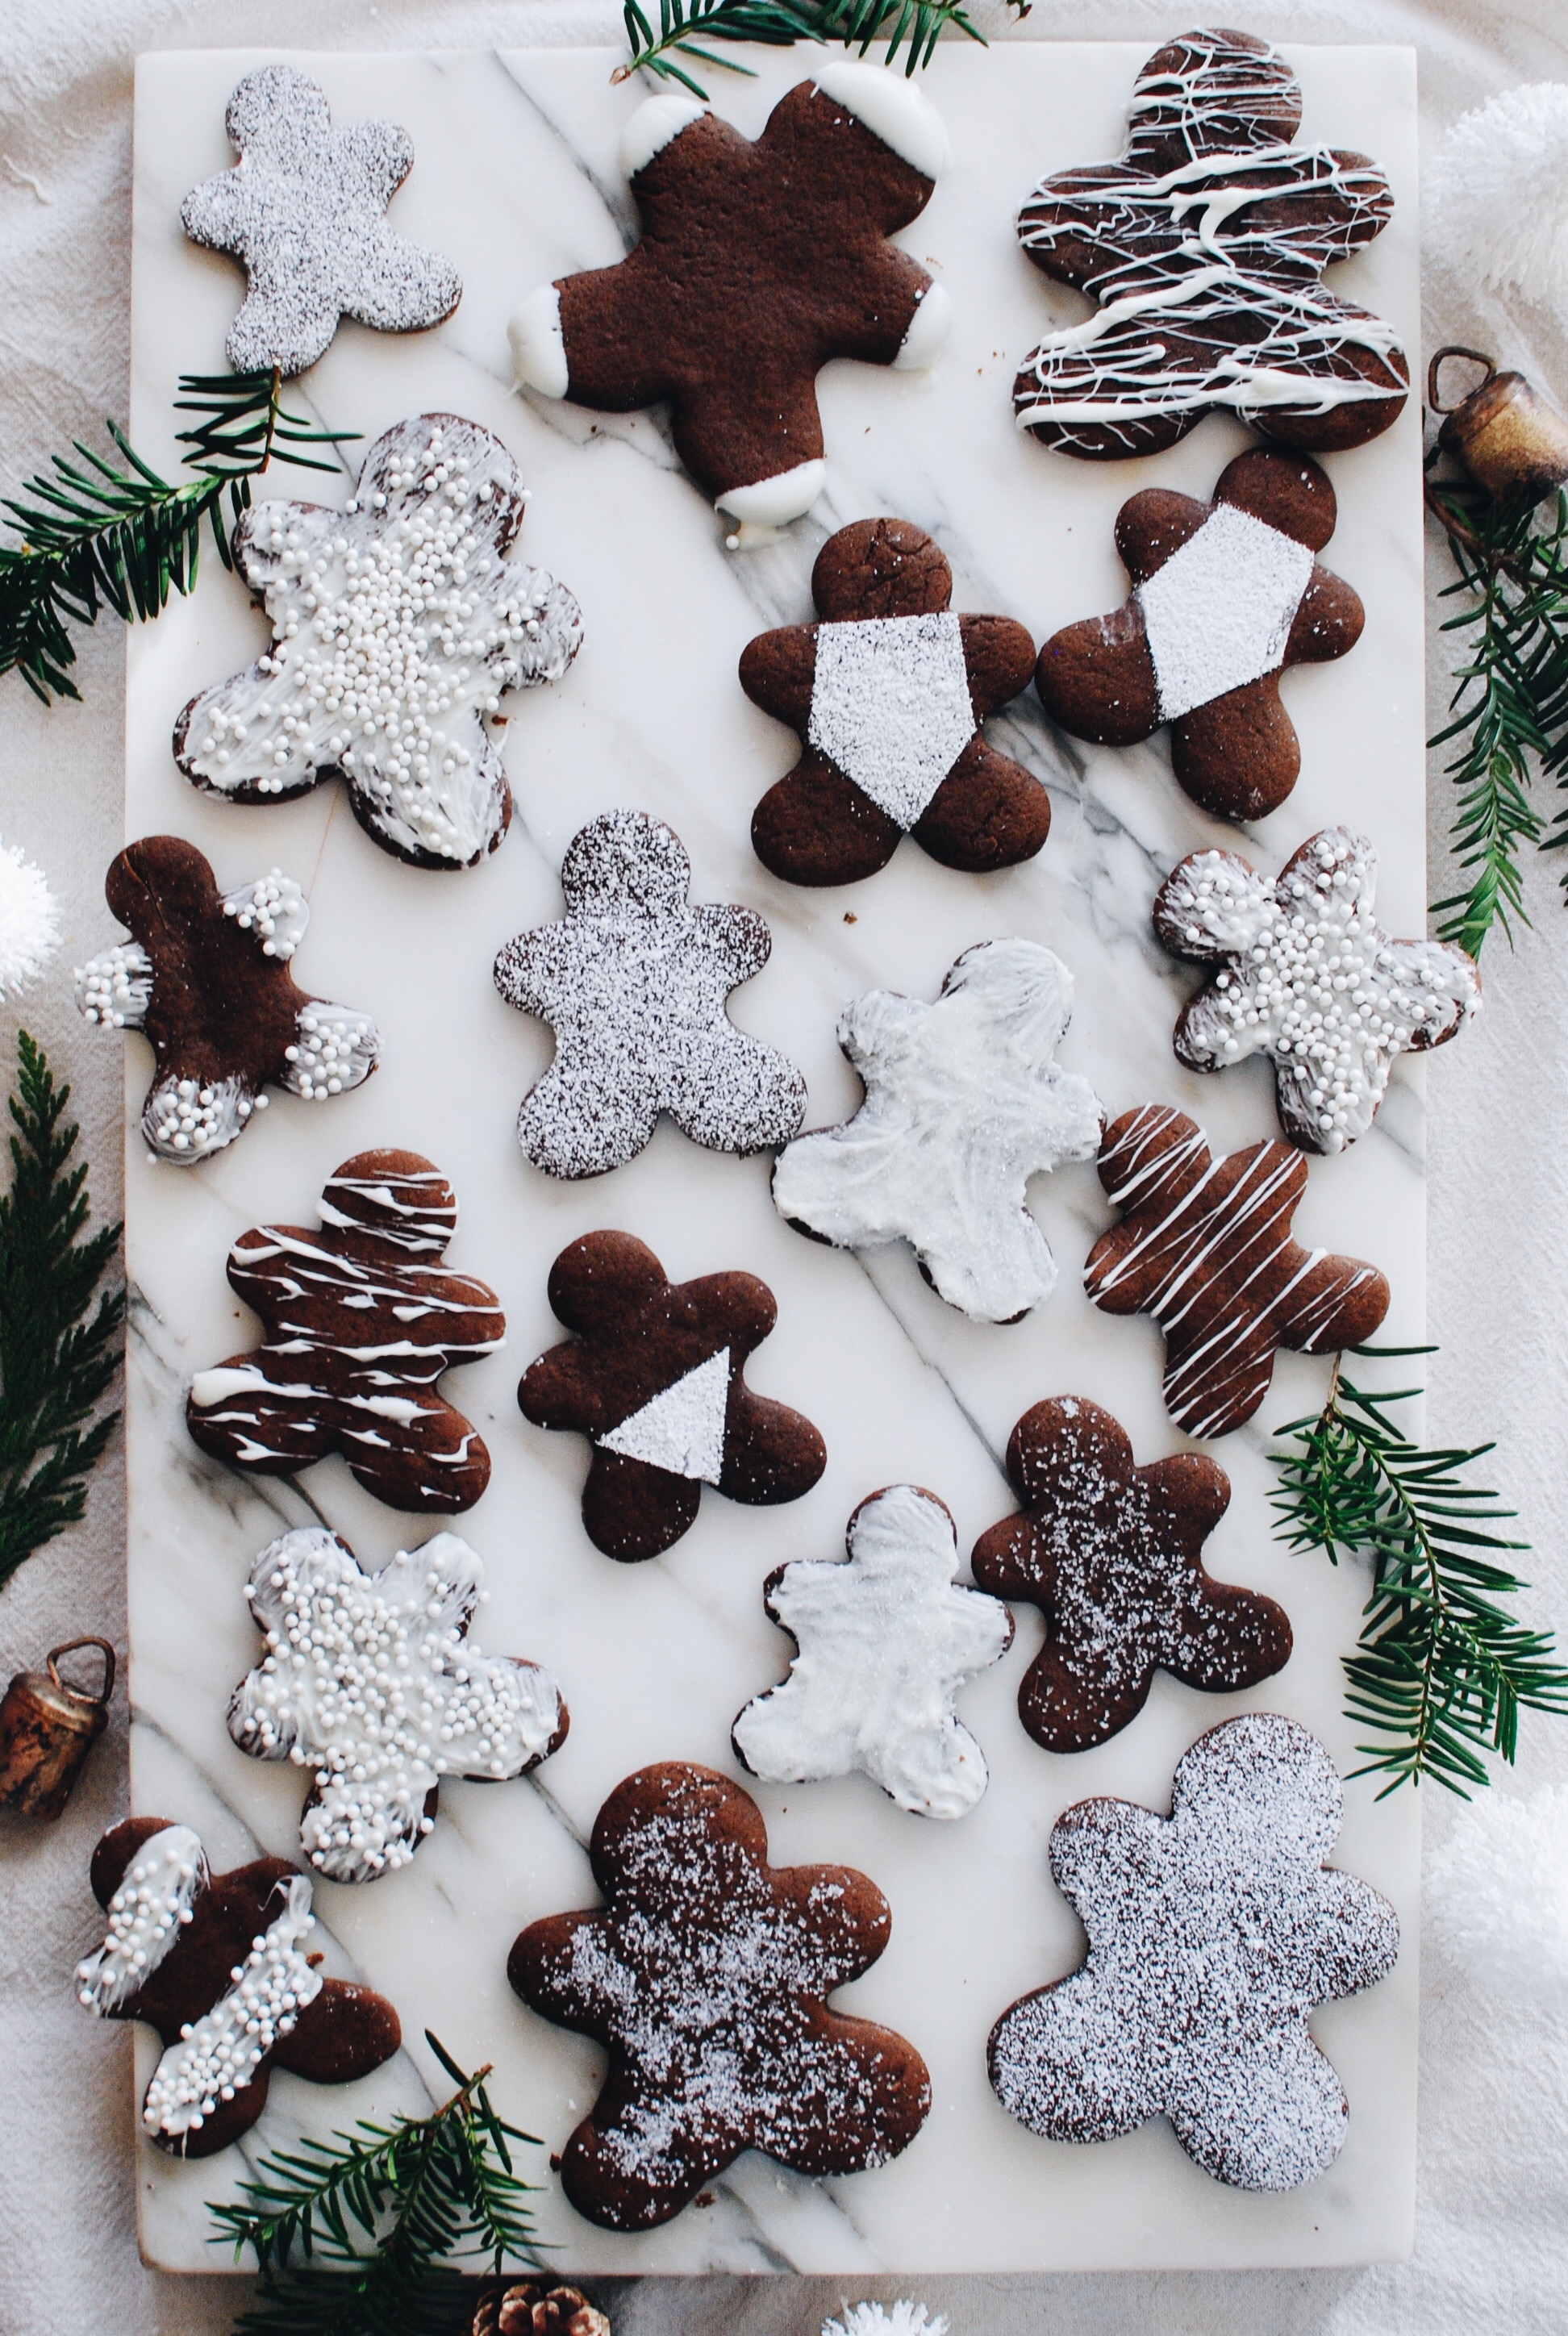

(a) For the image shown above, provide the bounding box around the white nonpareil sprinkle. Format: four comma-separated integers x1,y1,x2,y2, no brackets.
140,1875,321,2135
1427,1783,1568,2014
75,940,153,1030
824,2307,949,2336
230,1525,564,1883
0,836,61,999
220,869,307,959
75,1825,207,2013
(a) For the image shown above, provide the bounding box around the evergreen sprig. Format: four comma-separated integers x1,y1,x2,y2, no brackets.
0,1032,123,1590
0,369,356,705
210,2032,544,2336
615,0,1030,96
1426,476,1568,959
1270,1345,1568,1796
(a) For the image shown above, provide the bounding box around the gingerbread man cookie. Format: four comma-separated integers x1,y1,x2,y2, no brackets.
76,1817,401,2157
181,65,462,377
494,811,806,1178
1083,1105,1389,1437
175,415,583,870
1013,27,1408,461
231,1527,567,1882
508,1762,931,2229
186,1149,504,1512
518,1232,826,1562
971,1397,1291,1754
1155,828,1481,1150
509,66,949,536
773,939,1103,1322
733,1484,1013,1819
1034,450,1364,821
987,1714,1399,2190
740,518,1046,885
74,836,378,1163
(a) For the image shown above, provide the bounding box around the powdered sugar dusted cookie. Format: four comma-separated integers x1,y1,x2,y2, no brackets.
174,415,582,870
77,1817,400,2156
518,1231,825,1561
987,1713,1399,2190
75,836,378,1163
1083,1106,1390,1437
186,1149,504,1512
508,1762,931,2229
1155,828,1481,1150
971,1397,1291,1754
741,518,1046,885
733,1484,1013,1819
230,1526,566,1883
1034,451,1364,822
509,66,949,535
181,65,461,375
494,810,807,1177
1013,27,1408,461
772,939,1103,1322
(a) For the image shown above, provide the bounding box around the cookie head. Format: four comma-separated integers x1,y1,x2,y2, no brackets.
812,518,953,620
1125,27,1303,169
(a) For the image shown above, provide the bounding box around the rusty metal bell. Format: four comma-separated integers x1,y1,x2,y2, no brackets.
1430,346,1568,505
0,1637,116,1821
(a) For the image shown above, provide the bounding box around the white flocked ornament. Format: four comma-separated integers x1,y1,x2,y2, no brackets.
1427,1783,1568,2014
0,836,60,999
1426,84,1568,312
823,2306,949,2336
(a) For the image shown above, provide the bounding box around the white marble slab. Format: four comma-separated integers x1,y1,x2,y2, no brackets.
125,40,1424,2275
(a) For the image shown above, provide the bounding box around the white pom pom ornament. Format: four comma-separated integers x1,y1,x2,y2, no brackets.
0,836,60,1000
823,2307,949,2336
1427,1783,1568,2013
1426,84,1568,311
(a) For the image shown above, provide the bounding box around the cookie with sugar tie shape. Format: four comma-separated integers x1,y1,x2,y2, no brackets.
1082,1104,1389,1439
508,1761,931,2230
741,517,1048,885
518,1231,826,1561
1013,26,1408,461
509,66,950,536
1034,449,1363,821
971,1395,1291,1754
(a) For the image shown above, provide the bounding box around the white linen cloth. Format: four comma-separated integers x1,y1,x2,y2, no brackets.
1,1,1566,2328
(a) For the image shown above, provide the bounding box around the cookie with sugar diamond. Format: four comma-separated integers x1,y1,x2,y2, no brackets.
1035,449,1364,821
77,1817,400,2157
987,1712,1399,2190
181,64,461,376
509,65,950,536
74,835,378,1164
518,1231,825,1562
508,1761,931,2229
971,1395,1291,1754
494,809,807,1178
740,517,1046,885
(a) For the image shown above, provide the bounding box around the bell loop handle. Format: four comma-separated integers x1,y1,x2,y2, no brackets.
1428,345,1498,415
46,1637,116,1709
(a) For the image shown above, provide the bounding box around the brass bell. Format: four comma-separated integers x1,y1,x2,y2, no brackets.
0,1637,116,1821
1430,346,1568,506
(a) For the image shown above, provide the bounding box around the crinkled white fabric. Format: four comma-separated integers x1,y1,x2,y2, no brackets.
2,2,1567,2333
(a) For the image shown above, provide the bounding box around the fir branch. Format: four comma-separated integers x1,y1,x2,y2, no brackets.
0,1032,123,1590
1270,1345,1568,1796
1426,477,1568,958
210,2032,544,2336
615,0,1030,97
0,369,357,706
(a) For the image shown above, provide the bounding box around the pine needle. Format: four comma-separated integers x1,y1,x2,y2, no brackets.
0,369,357,706
0,1032,123,1589
614,0,1031,96
1270,1345,1568,1796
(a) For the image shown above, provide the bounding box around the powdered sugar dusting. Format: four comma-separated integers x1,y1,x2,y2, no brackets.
1136,503,1313,719
808,611,974,827
598,1347,731,1482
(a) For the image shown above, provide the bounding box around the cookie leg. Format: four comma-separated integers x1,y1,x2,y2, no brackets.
1017,1644,1157,1754
1170,681,1299,821
273,1978,402,2085
582,1448,702,1561
752,762,902,887
185,1383,340,1477
912,740,1052,874
720,1391,828,1505
337,1396,492,1514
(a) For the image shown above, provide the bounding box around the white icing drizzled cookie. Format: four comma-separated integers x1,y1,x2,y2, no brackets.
771,938,1103,1321
988,1712,1399,2191
174,415,583,870
181,65,461,376
733,1484,1013,1819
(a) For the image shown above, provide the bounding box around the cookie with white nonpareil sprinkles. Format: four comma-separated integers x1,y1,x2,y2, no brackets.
173,415,582,870
494,809,807,1178
229,1526,567,1883
1154,827,1481,1151
987,1713,1399,2190
77,1818,400,2157
508,1761,931,2229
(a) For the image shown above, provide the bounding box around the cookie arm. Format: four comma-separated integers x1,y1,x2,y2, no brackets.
957,615,1036,718
270,1976,402,2083
738,626,816,732
1285,566,1366,665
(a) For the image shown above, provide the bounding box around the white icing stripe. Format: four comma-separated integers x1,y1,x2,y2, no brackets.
509,281,569,398
75,1826,207,2013
893,280,950,371
619,92,709,180
714,460,827,530
808,611,973,828
1136,503,1315,720
811,60,950,181
598,1347,731,1483
141,1876,321,2137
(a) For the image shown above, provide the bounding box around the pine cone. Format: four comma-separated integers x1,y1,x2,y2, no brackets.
470,2282,611,2336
